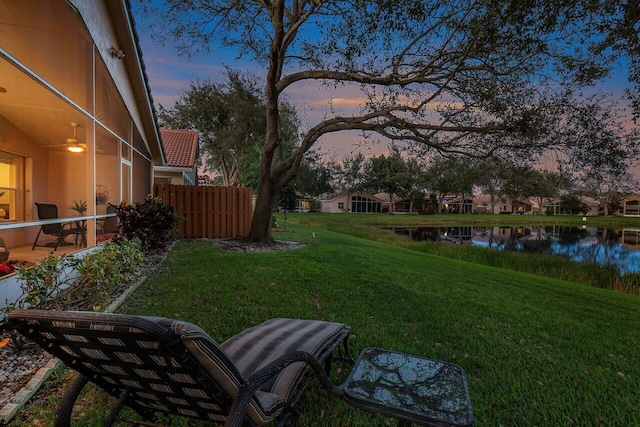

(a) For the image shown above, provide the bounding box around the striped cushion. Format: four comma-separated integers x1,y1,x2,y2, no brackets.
221,318,348,403
165,318,285,424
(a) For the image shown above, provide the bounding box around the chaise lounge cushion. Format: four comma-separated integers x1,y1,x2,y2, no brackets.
221,318,348,402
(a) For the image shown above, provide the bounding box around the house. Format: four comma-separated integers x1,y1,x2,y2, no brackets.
320,192,383,213
375,193,418,213
511,199,536,214
154,129,199,186
440,194,475,214
543,197,600,216
473,194,540,214
0,0,164,255
473,194,508,214
620,194,640,216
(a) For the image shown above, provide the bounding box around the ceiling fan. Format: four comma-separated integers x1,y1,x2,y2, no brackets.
44,123,86,152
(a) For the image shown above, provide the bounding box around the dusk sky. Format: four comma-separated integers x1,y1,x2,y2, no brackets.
130,2,635,165
131,2,388,161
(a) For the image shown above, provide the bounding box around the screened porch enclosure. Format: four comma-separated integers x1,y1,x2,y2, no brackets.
0,0,159,259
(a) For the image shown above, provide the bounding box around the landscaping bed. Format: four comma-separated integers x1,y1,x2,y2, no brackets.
0,247,167,421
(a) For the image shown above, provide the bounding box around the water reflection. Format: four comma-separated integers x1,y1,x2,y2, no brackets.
388,225,640,275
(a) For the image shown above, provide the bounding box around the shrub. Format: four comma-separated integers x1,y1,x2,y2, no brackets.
3,254,81,313
309,199,322,212
78,238,145,308
114,195,179,251
2,239,146,317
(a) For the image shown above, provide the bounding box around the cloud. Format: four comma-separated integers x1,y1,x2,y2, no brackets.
312,130,389,160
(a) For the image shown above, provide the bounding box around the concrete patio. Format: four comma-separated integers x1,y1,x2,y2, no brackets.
6,242,86,264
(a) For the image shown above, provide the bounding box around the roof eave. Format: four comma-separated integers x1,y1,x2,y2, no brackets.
108,0,166,165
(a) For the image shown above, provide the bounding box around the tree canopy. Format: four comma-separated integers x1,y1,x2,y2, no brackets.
157,70,266,186
361,150,409,212
141,0,639,242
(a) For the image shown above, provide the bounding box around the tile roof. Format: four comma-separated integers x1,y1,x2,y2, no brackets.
159,129,198,168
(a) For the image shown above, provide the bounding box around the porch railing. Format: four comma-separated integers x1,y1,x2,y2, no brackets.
153,184,253,239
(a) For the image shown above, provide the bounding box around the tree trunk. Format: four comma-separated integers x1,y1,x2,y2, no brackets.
246,179,278,243
243,4,285,244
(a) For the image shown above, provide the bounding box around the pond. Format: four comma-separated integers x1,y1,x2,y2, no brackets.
387,225,640,275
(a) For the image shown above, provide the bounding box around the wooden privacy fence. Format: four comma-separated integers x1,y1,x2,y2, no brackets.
153,184,253,239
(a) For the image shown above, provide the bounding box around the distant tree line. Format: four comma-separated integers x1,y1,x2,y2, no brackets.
159,72,639,217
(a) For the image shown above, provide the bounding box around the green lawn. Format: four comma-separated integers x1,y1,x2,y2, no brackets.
15,219,640,425
283,212,640,294
124,222,639,425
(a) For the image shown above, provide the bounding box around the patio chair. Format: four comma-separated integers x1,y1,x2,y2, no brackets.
7,309,353,427
32,203,80,251
97,204,118,236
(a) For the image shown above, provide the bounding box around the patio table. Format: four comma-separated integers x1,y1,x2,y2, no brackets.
343,347,474,426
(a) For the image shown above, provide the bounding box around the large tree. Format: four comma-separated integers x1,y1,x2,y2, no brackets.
501,165,538,213
563,100,640,216
422,156,478,213
529,169,573,215
331,153,366,212
141,0,638,243
361,150,409,214
157,70,265,186
474,158,508,214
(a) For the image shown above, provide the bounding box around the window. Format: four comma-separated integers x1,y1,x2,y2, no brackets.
0,151,25,221
338,202,344,210
626,200,640,216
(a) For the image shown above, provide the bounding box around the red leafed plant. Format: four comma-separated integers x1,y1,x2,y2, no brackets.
0,260,34,278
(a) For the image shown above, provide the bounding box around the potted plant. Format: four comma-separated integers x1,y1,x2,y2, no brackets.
69,200,87,216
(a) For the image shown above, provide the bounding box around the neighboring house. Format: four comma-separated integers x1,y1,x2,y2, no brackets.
473,194,504,214
154,129,199,186
511,199,536,214
321,192,383,213
473,194,540,214
543,197,600,216
375,193,403,213
440,194,475,214
620,194,640,216
0,0,164,252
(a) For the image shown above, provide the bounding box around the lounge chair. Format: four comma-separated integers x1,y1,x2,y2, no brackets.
32,203,80,251
7,309,352,427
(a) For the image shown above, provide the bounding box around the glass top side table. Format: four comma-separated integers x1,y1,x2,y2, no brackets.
343,347,474,426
